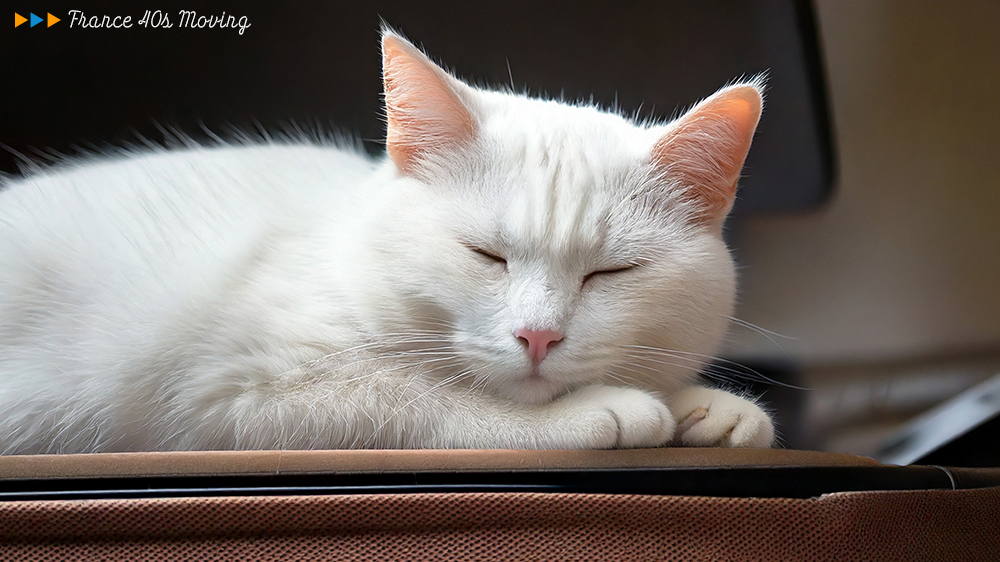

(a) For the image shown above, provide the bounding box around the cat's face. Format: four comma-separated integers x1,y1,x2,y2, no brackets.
375,33,760,404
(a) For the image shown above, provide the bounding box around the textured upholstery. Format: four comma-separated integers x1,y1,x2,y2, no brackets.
3,490,999,560
1,449,998,561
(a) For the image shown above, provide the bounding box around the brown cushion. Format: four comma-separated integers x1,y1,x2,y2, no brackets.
2,488,999,561
2,449,999,560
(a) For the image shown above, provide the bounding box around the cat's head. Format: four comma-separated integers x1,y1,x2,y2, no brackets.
374,32,762,404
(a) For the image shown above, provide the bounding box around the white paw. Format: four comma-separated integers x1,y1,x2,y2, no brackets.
547,385,675,449
670,387,774,448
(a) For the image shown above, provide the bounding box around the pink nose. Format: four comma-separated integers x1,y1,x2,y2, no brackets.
514,328,564,364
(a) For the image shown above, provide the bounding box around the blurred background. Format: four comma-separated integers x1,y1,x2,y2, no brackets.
726,1,1000,458
3,1,999,459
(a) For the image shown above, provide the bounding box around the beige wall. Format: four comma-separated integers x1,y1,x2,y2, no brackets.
727,1,1000,366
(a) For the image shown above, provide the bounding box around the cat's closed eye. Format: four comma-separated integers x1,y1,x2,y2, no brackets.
467,246,508,268
583,265,634,285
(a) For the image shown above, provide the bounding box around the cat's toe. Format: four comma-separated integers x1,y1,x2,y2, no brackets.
728,406,775,447
554,386,675,449
677,406,773,448
610,389,676,448
671,387,774,448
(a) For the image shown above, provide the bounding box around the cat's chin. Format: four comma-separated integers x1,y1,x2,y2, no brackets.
495,370,569,405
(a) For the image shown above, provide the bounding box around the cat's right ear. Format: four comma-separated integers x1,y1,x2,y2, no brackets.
651,82,763,230
382,32,477,175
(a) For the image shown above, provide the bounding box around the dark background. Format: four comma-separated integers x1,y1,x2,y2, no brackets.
3,0,833,215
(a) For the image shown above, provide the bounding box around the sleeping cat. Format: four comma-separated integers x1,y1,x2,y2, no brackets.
0,32,774,453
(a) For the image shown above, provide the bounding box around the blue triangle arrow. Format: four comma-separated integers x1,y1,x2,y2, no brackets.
29,13,42,27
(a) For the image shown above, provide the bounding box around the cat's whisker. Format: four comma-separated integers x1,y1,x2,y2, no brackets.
612,359,687,381
619,353,750,389
727,316,797,341
725,315,796,356
600,370,641,388
289,334,455,369
622,350,746,380
467,370,496,394
619,351,711,376
291,349,459,382
363,368,480,447
621,346,807,391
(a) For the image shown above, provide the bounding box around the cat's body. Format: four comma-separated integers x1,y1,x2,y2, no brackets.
0,33,774,454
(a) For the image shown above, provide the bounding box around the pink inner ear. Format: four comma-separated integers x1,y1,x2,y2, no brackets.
382,35,476,174
653,86,762,225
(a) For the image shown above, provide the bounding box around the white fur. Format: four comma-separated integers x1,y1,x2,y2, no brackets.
0,40,773,453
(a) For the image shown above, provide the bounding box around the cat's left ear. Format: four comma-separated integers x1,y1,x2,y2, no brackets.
652,82,763,229
382,32,477,175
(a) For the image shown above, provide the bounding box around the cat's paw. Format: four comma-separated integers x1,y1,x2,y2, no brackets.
670,387,774,448
548,385,675,449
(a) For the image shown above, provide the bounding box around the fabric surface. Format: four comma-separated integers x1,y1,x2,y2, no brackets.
2,488,998,561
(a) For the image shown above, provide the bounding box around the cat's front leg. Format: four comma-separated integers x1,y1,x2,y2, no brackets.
541,385,676,449
447,384,676,449
669,387,774,448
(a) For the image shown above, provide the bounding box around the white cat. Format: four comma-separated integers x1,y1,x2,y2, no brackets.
0,32,774,453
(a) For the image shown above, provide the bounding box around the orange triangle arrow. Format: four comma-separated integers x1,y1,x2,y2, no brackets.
47,13,60,27
14,12,27,27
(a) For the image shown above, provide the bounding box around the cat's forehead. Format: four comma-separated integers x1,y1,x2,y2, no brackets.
458,95,663,257
479,93,656,165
